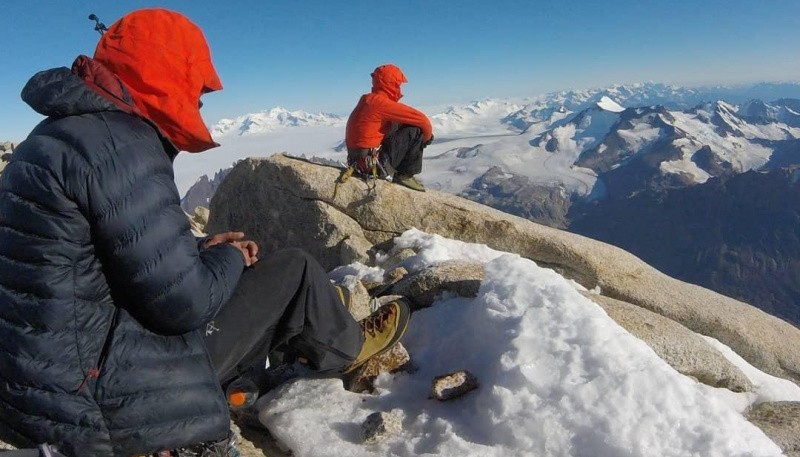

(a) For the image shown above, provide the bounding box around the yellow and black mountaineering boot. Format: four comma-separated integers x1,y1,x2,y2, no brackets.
344,299,411,373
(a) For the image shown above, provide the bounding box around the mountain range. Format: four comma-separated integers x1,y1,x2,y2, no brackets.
210,107,343,137
181,81,800,325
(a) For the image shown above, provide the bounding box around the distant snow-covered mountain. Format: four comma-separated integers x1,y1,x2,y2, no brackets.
180,167,233,213
740,98,800,127
431,99,524,137
420,82,800,147
185,82,800,201
210,107,344,136
423,95,800,199
516,81,800,113
186,82,800,204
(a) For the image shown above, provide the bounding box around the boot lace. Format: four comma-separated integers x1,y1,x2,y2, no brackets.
362,305,396,337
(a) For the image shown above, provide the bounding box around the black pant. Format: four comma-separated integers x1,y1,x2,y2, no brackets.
381,124,427,176
203,248,363,384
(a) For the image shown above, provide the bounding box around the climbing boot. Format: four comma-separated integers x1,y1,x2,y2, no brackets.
393,174,426,192
344,299,411,374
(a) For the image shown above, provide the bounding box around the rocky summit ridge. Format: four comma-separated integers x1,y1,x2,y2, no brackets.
200,153,800,456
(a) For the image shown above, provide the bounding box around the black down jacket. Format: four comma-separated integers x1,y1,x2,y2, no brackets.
0,63,245,456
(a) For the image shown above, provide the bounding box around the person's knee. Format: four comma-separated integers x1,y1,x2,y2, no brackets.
399,125,422,136
273,247,314,266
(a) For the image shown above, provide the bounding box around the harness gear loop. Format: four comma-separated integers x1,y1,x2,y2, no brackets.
334,146,390,200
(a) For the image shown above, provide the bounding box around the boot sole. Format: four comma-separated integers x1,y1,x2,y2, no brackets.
395,181,426,192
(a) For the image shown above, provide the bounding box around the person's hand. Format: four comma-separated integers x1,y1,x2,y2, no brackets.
205,231,259,266
204,231,244,248
232,239,259,267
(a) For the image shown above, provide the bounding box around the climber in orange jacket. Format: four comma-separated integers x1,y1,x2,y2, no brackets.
345,64,434,191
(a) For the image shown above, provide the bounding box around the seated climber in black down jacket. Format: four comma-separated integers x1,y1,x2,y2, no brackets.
0,8,409,457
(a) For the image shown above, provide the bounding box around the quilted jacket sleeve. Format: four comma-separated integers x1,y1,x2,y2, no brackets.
80,114,245,335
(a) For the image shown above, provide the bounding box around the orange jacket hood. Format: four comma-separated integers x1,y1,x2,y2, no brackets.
371,64,407,102
93,8,222,153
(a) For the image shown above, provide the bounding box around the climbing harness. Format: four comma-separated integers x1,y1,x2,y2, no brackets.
334,147,393,200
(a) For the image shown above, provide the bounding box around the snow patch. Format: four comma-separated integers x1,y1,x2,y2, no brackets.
596,96,625,113
257,230,787,457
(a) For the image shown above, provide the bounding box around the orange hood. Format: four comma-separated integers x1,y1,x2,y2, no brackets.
371,64,407,102
93,8,222,153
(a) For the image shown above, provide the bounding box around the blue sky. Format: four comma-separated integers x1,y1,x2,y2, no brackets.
2,0,799,142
